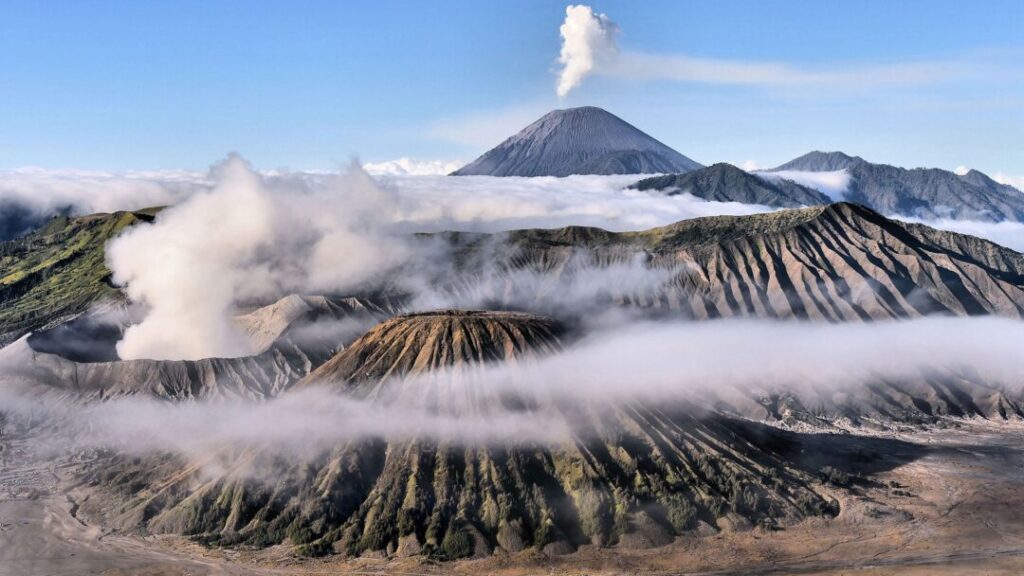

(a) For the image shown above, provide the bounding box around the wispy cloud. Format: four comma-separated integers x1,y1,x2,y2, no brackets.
555,4,981,97
5,316,1024,459
993,172,1024,192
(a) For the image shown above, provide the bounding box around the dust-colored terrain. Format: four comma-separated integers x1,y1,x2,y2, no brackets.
3,420,1023,576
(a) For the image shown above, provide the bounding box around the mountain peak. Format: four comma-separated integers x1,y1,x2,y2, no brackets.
771,151,866,172
451,107,702,177
630,162,831,208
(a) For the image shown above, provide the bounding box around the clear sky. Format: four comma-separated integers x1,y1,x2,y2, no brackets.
0,0,1021,177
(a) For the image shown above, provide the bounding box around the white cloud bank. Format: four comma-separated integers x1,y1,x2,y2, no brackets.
6,155,1022,361
362,157,464,176
993,172,1024,192
4,316,1024,459
554,4,974,97
0,167,207,216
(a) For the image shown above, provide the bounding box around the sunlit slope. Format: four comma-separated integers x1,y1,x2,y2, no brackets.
0,209,158,345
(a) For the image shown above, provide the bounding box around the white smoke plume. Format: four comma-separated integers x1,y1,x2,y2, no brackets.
106,155,408,360
556,5,619,98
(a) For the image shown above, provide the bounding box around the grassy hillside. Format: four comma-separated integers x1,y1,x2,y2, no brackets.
0,209,156,344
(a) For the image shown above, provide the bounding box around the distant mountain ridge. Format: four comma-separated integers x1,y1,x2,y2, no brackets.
451,106,702,177
767,151,1024,222
771,151,866,172
630,163,831,208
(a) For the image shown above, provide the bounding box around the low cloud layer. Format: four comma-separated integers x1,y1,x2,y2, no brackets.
757,169,852,201
993,172,1024,192
755,167,1024,250
5,155,1022,361
0,167,207,239
900,216,1024,252
362,157,464,176
3,316,1022,462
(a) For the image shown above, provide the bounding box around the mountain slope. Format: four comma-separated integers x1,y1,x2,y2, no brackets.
78,311,856,559
771,151,866,172
430,203,1024,321
0,209,157,346
630,163,831,208
11,204,1024,561
767,152,1024,221
299,310,563,389
451,107,702,177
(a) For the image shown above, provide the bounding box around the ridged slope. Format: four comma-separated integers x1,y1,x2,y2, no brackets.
86,311,850,560
771,151,866,172
299,310,563,390
451,107,702,177
456,203,1024,321
46,206,1024,560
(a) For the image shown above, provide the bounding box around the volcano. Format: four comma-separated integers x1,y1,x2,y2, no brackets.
451,106,702,177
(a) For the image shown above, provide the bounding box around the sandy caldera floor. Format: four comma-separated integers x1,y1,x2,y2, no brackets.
3,420,1024,576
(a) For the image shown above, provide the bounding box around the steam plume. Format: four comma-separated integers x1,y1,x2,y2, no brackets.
556,5,619,98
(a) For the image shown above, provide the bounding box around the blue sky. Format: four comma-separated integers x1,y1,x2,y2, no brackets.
0,0,1021,177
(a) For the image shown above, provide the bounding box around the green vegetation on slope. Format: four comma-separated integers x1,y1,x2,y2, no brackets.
0,209,156,344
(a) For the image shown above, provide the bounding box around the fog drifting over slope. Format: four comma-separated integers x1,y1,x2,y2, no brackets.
2,316,1022,462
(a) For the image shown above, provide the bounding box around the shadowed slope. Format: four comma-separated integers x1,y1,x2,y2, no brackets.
631,163,831,208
